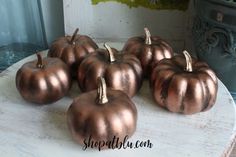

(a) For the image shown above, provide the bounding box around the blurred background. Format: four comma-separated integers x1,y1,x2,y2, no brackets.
1,0,236,102
0,0,64,71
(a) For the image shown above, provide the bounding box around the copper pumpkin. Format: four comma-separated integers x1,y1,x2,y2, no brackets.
123,27,174,78
16,53,71,104
67,77,137,149
48,28,98,77
150,51,218,115
78,43,143,97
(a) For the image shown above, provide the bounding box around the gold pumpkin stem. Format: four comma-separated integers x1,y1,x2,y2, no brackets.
183,50,193,72
144,27,152,45
97,77,108,104
36,53,44,68
70,28,79,44
104,43,116,62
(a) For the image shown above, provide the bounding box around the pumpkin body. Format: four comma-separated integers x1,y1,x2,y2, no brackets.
48,29,98,77
123,28,174,78
150,51,218,115
78,44,143,97
16,54,71,104
67,78,137,149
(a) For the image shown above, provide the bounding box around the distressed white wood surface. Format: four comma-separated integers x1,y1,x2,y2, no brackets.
0,42,235,157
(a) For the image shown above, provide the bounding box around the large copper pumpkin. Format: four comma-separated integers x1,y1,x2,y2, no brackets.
78,43,143,97
123,27,174,78
48,28,98,77
67,77,137,149
16,53,71,104
150,51,218,115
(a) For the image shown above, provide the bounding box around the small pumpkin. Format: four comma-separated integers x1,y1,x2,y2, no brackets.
78,43,143,97
16,53,71,104
48,28,98,77
150,51,218,115
67,77,137,149
123,27,174,78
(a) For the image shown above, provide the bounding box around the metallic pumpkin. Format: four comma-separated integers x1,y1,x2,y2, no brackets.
123,27,174,78
78,43,143,97
16,53,71,104
48,28,98,77
67,77,137,149
150,51,218,115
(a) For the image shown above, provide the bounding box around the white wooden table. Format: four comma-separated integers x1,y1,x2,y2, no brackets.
0,42,235,157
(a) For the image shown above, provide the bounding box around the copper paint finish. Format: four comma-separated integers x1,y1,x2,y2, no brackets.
123,27,174,78
67,77,137,149
78,43,143,97
16,53,71,104
48,28,98,77
150,51,218,115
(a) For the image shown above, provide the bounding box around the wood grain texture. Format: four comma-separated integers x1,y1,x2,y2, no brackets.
0,43,235,157
230,145,236,157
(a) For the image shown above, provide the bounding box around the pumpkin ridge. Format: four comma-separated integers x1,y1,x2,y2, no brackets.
161,40,173,50
113,105,129,139
44,73,59,102
148,45,159,68
83,60,107,91
161,43,173,58
124,38,143,56
80,44,90,55
153,72,164,106
29,72,46,103
17,69,28,89
55,43,68,58
55,70,68,93
171,58,188,72
179,77,189,114
201,69,218,85
179,77,188,113
196,67,217,85
80,56,98,84
81,40,98,53
103,112,114,141
184,77,204,114
196,74,211,111
61,47,77,69
73,46,87,70
158,59,176,69
124,61,142,92
152,43,165,58
152,65,175,82
160,73,175,105
81,117,91,138
199,71,218,110
115,109,129,137
28,73,41,95
112,94,136,136
115,100,135,137
21,71,33,98
118,63,131,96
166,74,187,113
